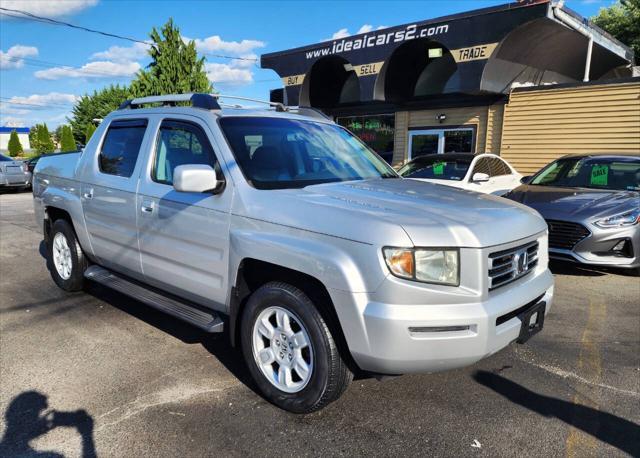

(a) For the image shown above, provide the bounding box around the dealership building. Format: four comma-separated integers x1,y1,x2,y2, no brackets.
261,0,639,173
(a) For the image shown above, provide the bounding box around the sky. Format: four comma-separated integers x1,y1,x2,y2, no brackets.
0,0,614,128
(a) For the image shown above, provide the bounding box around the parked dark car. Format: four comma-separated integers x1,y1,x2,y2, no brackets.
505,154,640,271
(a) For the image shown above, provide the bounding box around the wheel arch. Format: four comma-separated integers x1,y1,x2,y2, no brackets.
229,258,360,372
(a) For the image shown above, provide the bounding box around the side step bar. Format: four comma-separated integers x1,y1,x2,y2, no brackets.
84,265,224,332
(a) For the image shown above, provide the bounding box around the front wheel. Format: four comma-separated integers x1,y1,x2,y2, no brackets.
48,219,88,291
241,282,352,413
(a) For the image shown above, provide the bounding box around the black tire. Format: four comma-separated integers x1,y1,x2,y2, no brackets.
48,219,88,292
240,281,353,413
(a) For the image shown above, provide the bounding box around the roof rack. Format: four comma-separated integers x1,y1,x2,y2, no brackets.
118,93,220,110
116,93,332,121
211,94,287,112
286,106,331,121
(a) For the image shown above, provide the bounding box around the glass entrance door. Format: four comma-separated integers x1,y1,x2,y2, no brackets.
408,128,474,159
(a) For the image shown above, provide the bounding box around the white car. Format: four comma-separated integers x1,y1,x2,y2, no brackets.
399,153,523,196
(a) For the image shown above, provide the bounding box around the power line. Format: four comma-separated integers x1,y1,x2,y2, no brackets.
0,6,150,46
0,7,259,63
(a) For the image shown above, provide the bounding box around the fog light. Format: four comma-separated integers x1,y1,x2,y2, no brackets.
611,239,633,257
612,240,626,251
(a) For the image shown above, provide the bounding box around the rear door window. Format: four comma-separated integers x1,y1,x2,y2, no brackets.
99,119,147,178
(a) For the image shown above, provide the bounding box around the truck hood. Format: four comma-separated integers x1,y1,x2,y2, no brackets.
506,185,640,221
240,178,545,248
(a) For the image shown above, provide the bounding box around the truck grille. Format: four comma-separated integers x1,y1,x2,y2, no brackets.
488,241,539,290
546,219,590,250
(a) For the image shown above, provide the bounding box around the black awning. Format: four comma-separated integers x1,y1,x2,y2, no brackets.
260,0,633,108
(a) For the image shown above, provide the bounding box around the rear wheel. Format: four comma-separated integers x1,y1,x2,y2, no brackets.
241,282,352,413
48,219,88,291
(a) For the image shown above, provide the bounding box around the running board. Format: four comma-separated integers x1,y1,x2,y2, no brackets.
84,265,224,332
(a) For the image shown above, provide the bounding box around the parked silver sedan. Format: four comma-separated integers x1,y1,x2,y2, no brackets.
505,154,640,271
0,154,31,191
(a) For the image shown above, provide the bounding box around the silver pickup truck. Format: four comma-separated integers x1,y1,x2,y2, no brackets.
33,94,554,413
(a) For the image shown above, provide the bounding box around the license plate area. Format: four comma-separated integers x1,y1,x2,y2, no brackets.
516,301,545,344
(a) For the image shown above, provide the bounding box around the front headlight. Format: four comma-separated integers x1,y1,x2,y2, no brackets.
383,247,459,286
594,209,640,228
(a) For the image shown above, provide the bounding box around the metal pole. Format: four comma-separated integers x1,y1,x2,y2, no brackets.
583,37,593,82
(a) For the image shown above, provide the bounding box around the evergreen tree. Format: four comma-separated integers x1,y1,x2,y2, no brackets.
85,123,97,144
69,84,130,144
36,123,55,154
7,130,24,157
60,125,76,152
130,19,212,97
29,124,41,153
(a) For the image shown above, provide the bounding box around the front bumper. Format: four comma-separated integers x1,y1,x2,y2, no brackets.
550,224,640,269
330,268,554,375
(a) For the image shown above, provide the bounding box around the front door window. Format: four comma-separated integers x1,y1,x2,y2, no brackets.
408,128,474,159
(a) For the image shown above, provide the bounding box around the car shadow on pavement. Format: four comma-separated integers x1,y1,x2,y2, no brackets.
0,391,96,458
473,370,640,456
83,282,260,395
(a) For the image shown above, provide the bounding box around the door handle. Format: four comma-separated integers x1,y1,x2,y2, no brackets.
141,201,155,213
83,188,93,199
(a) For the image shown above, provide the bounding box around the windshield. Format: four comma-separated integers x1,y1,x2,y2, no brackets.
398,156,472,181
530,156,640,191
219,117,397,189
0,154,14,162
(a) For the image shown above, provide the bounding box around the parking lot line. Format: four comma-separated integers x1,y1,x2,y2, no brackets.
565,297,607,457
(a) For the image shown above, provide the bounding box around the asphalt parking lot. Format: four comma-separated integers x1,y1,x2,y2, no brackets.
1,191,639,457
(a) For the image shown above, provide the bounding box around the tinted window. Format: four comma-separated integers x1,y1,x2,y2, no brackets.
99,119,147,177
531,156,640,191
219,117,397,190
473,158,492,176
1,154,13,162
490,157,512,176
399,156,472,181
153,120,218,185
444,130,473,153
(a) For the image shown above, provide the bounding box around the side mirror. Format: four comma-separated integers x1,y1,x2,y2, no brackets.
173,164,220,193
520,175,533,184
472,172,490,183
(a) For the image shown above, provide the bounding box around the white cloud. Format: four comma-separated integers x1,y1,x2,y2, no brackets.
9,92,80,106
90,42,151,62
0,0,98,18
34,60,140,80
326,24,388,41
0,116,28,127
205,62,253,86
0,44,38,69
188,35,265,55
330,28,350,40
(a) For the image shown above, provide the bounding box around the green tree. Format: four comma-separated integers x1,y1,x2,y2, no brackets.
53,125,64,145
85,123,97,144
29,124,41,152
69,84,131,144
130,18,212,97
35,123,55,154
60,125,76,152
7,130,24,157
592,0,640,61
